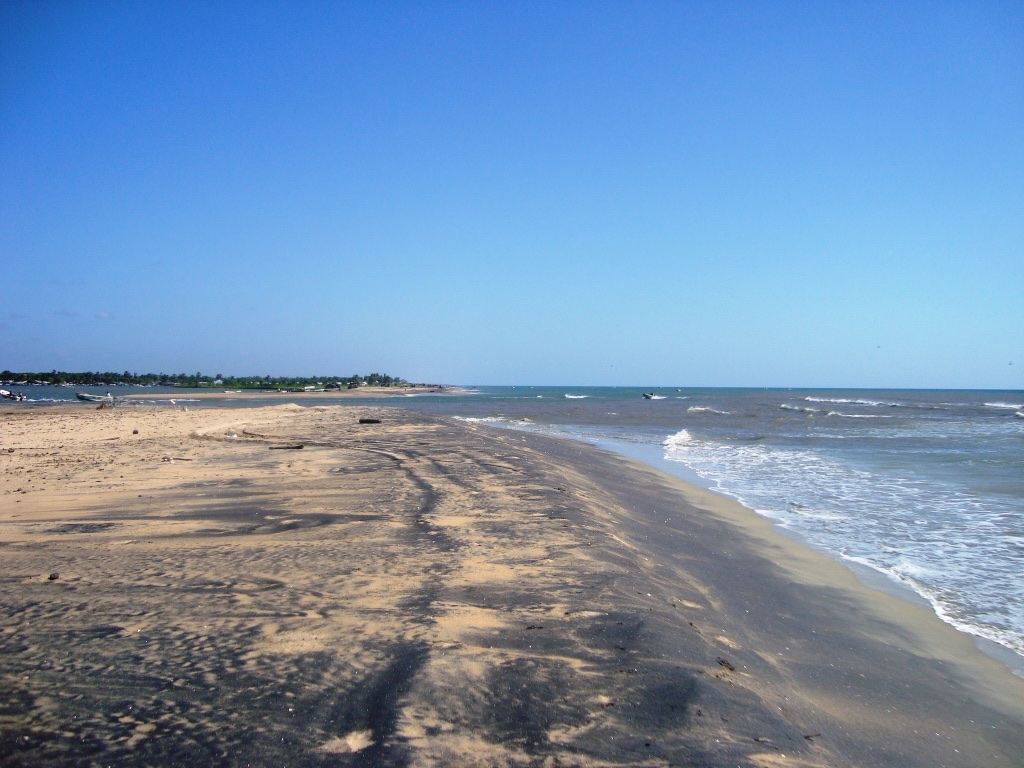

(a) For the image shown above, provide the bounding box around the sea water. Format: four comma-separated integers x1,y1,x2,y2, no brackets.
13,385,1024,667
392,387,1024,666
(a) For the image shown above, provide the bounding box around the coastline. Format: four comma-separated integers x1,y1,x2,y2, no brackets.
120,386,460,400
2,404,1021,766
590,436,1024,681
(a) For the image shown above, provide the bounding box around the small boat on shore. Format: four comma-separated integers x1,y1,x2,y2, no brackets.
76,392,114,403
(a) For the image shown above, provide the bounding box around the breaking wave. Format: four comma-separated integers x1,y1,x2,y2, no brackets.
662,429,692,450
826,411,892,419
455,416,532,425
805,397,899,407
660,424,1024,658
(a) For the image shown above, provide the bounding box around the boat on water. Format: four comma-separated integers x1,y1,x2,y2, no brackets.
76,392,114,402
1,389,26,401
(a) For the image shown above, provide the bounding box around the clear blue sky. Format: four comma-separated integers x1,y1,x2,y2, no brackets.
2,1,1021,388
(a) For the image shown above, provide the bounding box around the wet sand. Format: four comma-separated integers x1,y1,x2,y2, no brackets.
1,404,1022,767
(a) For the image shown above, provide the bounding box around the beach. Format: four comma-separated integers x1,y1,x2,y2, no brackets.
2,403,1022,767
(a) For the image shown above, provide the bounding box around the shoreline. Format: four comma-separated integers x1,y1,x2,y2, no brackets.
2,404,1021,765
518,430,1024,714
587,435,1024,681
120,385,462,400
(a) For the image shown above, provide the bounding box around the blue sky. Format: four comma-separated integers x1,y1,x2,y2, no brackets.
2,1,1021,387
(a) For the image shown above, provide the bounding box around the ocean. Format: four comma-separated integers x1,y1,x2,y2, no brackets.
11,385,1024,670
395,386,1024,670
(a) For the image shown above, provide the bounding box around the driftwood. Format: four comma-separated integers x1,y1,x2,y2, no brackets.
269,444,304,450
358,418,381,424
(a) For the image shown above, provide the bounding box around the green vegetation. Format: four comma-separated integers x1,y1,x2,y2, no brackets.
0,370,410,389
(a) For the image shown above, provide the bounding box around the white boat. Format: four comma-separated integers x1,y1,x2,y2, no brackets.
76,392,114,402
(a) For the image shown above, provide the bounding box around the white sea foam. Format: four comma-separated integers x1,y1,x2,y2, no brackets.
1016,412,1024,419
687,406,730,414
805,397,899,407
662,429,692,450
985,402,1023,410
787,503,847,521
455,416,531,425
647,395,667,400
840,553,1024,656
564,394,589,399
780,404,821,413
660,425,1024,658
826,411,892,419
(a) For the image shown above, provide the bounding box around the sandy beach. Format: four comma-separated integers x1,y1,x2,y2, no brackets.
1,403,1022,767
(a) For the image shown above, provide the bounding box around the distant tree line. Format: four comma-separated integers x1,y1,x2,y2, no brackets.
0,370,411,389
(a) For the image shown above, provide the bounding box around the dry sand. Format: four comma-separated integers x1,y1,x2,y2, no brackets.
1,404,1022,767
